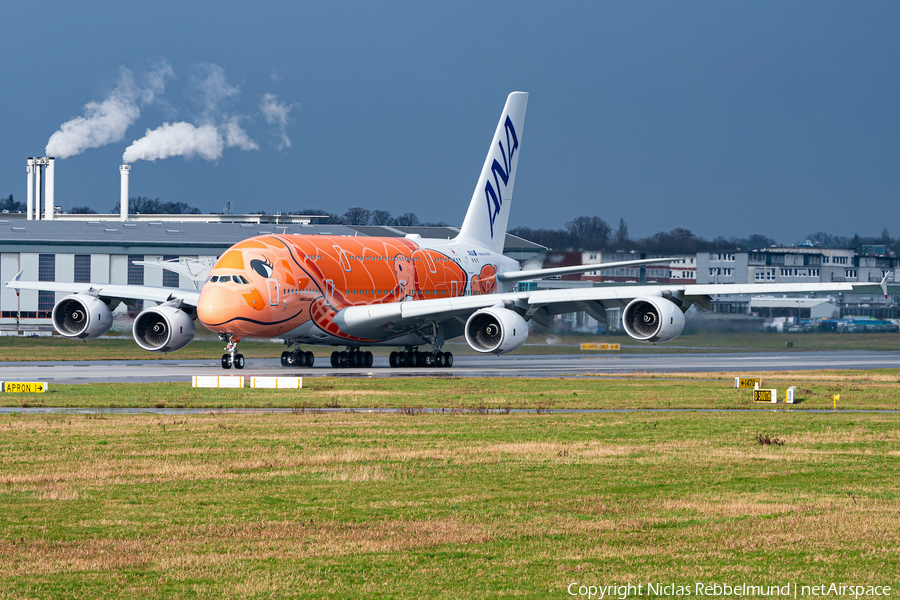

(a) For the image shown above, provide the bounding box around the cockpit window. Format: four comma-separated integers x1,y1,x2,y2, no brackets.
209,276,219,282
238,275,249,284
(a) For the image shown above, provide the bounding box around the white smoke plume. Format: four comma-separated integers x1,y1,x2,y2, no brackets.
260,93,297,149
222,117,259,151
122,64,259,163
123,122,222,162
45,62,173,159
196,63,240,119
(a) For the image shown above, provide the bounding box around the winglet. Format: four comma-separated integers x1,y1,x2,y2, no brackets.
5,270,23,288
881,273,890,299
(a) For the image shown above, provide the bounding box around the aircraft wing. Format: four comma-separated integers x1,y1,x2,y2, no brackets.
5,275,201,307
496,257,677,283
335,280,891,338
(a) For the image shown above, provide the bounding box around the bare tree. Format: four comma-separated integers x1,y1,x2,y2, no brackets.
565,215,611,250
342,207,371,225
370,210,394,225
395,212,420,226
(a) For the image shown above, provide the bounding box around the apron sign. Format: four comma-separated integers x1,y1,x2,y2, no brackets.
3,382,47,393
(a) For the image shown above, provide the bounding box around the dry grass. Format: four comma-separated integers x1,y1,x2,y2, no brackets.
1,411,898,597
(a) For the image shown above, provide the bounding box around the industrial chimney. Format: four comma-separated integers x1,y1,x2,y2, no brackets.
44,157,55,221
26,158,34,220
119,164,130,221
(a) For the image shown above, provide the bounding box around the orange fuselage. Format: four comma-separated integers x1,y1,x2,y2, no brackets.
196,235,499,342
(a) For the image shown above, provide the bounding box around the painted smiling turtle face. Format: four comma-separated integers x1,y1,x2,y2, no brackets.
250,257,274,278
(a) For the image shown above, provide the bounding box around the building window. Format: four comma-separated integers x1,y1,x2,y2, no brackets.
162,255,179,288
128,255,144,311
38,253,55,282
38,253,56,312
846,269,857,278
823,256,829,263
74,255,91,283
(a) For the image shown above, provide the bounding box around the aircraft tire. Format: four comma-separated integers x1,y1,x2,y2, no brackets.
234,354,245,369
389,352,398,368
445,352,453,367
435,352,445,367
410,352,420,367
281,351,290,367
364,351,373,367
331,351,340,368
221,354,232,369
305,352,315,367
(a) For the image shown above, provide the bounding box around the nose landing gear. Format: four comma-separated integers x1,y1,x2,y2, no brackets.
219,334,245,369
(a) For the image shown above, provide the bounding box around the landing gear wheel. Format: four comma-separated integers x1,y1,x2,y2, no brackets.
305,351,315,367
364,351,373,367
331,351,340,368
444,352,453,367
281,351,291,367
298,352,308,367
410,352,420,367
389,351,398,368
234,354,245,369
221,354,232,369
435,352,445,367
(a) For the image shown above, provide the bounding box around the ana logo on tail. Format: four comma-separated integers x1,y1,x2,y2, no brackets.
484,116,519,238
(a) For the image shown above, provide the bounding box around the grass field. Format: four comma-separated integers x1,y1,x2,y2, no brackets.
1,330,898,362
1,407,898,598
0,370,898,410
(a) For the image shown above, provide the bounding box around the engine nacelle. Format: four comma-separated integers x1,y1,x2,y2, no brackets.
622,297,685,343
464,307,528,354
52,294,113,340
133,306,196,353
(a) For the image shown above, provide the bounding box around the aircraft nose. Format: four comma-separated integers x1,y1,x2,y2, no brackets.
197,285,235,329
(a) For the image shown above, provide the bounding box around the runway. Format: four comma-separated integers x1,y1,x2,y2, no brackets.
1,350,898,384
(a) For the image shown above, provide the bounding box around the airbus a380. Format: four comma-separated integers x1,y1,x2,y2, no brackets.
8,92,892,369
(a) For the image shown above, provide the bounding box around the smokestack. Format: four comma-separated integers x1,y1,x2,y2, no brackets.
35,159,43,220
26,159,34,221
119,164,130,221
45,158,55,221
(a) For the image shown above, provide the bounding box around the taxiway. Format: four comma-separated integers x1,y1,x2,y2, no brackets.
0,350,897,384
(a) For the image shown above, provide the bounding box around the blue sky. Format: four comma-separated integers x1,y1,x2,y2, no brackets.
2,1,898,242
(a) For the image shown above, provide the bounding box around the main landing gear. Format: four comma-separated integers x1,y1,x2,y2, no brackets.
281,342,315,367
330,348,374,368
220,334,245,369
389,347,453,368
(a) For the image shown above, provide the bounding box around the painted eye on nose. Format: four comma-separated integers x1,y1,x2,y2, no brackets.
250,258,273,278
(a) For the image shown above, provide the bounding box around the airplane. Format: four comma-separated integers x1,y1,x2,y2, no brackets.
7,92,893,369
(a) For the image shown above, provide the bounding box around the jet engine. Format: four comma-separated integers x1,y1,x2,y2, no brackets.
52,294,113,340
622,297,685,343
133,306,196,353
464,307,528,354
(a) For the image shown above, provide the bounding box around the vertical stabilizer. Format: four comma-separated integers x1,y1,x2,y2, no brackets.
455,92,528,253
